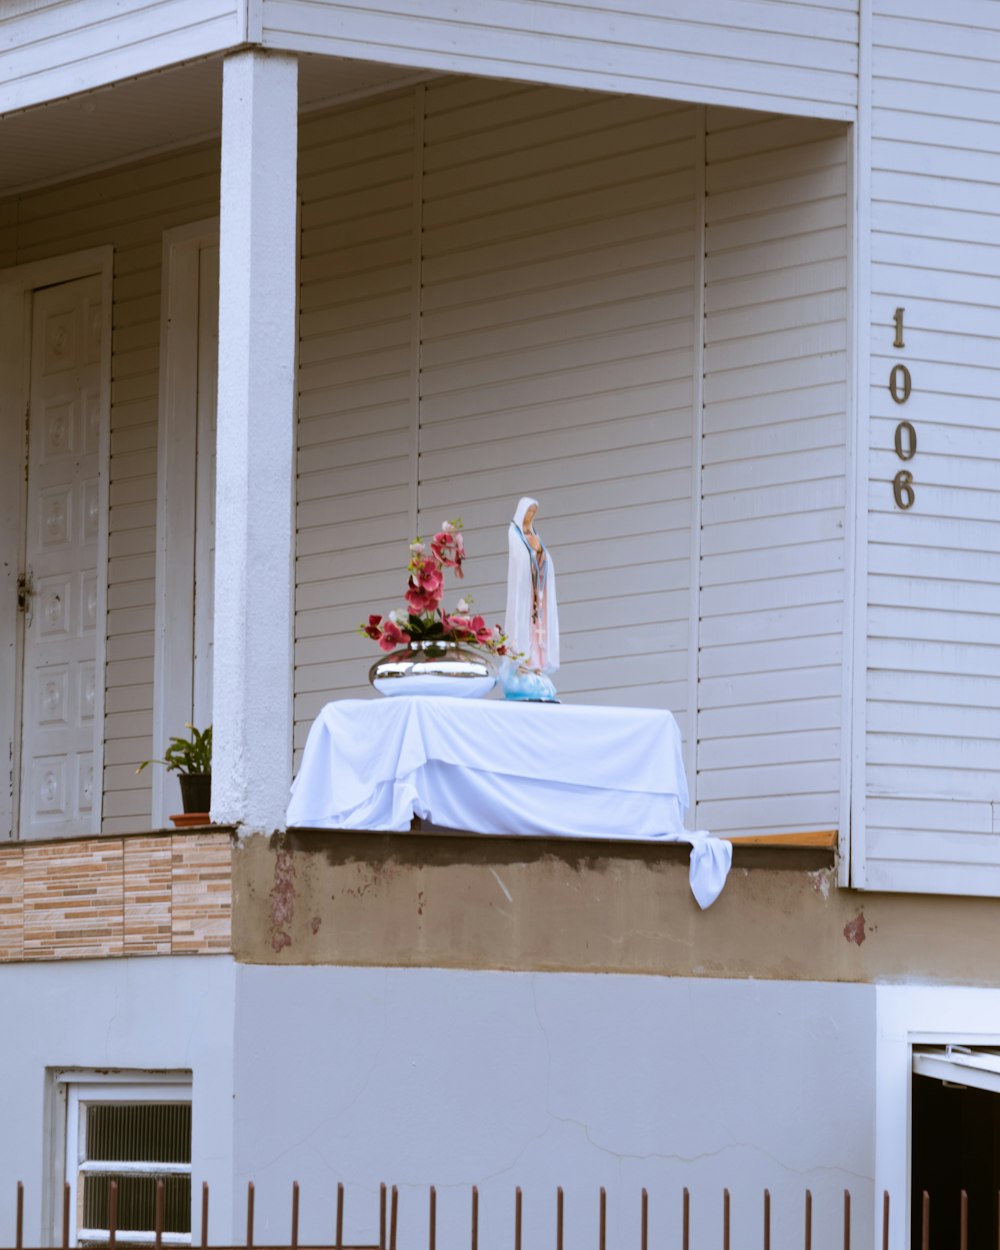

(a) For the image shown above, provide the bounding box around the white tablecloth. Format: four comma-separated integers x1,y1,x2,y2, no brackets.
287,696,732,908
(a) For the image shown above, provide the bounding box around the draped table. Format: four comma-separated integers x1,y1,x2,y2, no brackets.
287,696,732,908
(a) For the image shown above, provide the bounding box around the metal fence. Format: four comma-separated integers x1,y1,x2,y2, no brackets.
2,1180,988,1250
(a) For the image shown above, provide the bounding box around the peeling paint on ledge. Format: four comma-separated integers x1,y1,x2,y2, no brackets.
269,848,296,952
231,829,1000,985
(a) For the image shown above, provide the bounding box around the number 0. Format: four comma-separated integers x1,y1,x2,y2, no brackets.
893,470,915,510
889,364,912,405
894,421,917,461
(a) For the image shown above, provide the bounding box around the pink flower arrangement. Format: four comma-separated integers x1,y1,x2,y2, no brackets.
360,520,513,658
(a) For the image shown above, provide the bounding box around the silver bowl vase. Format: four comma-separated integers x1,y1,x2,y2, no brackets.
369,639,497,698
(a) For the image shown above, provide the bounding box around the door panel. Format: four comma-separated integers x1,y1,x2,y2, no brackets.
20,275,103,838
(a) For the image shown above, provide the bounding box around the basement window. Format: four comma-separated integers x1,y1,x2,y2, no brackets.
61,1077,192,1247
911,1046,1000,1250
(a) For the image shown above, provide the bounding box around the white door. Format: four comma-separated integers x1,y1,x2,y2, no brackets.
19,275,103,838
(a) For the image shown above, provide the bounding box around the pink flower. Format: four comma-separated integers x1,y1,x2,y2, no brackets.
417,562,443,594
379,619,411,651
405,585,434,614
432,531,465,578
364,516,506,662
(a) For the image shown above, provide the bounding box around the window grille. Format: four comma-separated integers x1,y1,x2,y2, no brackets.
62,1079,192,1248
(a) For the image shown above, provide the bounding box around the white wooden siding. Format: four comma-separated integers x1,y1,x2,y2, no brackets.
419,79,698,719
293,80,699,759
861,0,1000,893
2,144,222,833
293,91,417,754
0,0,239,114
261,0,859,122
698,109,849,837
2,73,852,841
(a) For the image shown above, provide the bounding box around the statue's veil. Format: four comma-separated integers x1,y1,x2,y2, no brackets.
504,497,560,672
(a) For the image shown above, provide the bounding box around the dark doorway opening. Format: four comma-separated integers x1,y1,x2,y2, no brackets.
912,1069,1000,1249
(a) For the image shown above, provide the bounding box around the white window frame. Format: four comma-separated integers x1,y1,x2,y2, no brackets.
55,1072,192,1248
874,986,1000,1250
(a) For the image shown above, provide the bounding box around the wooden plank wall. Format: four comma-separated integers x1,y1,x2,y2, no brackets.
1,78,849,841
261,0,859,121
698,108,849,837
417,81,698,713
3,144,222,833
292,82,699,761
0,0,239,113
294,92,418,742
863,0,1000,893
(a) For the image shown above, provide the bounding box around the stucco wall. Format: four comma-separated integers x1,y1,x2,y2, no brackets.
0,955,876,1250
0,954,237,1245
231,965,875,1250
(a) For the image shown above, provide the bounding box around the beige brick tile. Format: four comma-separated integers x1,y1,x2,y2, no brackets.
0,847,24,962
23,839,124,960
171,833,232,954
124,836,172,955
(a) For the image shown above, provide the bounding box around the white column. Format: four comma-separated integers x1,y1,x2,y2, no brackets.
212,50,298,833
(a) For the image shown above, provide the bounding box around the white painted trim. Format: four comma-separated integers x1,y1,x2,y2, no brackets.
93,261,113,835
153,219,220,828
261,30,857,124
848,0,873,890
408,83,424,537
193,245,220,733
0,246,113,839
62,1076,192,1249
686,105,706,821
875,986,1000,1250
80,1161,192,1175
245,0,264,44
0,285,29,840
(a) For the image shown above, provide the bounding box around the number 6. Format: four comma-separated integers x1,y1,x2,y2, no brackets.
893,470,915,510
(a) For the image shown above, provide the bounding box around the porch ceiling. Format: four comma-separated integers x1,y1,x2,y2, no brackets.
0,53,428,198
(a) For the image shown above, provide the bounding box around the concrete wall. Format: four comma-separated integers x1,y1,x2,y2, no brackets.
0,954,237,1245
231,965,875,1250
234,830,1000,987
0,954,877,1250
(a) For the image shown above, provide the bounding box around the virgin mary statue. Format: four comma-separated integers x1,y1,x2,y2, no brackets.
503,496,560,701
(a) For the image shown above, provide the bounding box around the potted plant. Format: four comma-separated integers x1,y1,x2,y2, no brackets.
359,519,517,697
137,724,212,817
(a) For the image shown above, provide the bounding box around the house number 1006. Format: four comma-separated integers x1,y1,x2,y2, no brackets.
890,307,916,511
